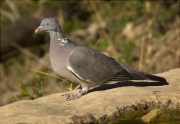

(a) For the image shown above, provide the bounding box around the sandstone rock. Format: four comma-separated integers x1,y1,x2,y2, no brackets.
0,69,180,124
141,109,180,122
141,109,164,122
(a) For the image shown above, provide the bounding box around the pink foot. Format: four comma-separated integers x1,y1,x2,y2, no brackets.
62,89,86,100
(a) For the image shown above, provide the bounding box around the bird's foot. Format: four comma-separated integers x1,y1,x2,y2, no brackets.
62,89,87,100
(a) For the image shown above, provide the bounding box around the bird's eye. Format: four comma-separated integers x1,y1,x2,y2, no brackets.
47,23,49,25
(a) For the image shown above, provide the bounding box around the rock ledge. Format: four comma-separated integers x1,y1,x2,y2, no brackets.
0,69,180,124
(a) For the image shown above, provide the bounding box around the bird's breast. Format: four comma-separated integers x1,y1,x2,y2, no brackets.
49,40,79,83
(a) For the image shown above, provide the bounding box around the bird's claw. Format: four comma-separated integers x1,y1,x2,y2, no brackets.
62,89,85,100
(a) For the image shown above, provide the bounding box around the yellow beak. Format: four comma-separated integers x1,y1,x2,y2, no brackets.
35,26,43,33
35,28,39,33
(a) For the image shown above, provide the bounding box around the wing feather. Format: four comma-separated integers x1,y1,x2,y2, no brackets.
68,46,126,84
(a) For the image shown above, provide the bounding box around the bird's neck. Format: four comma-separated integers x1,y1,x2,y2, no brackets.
49,27,66,40
49,31,65,40
49,27,70,47
49,26,77,47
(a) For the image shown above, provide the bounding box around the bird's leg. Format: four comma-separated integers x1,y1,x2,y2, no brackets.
62,86,88,100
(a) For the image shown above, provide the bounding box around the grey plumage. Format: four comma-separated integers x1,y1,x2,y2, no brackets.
35,18,167,100
69,46,124,84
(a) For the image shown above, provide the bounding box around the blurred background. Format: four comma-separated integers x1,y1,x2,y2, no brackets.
0,0,179,106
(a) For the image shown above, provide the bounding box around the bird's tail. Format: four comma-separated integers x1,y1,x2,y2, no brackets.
119,63,167,82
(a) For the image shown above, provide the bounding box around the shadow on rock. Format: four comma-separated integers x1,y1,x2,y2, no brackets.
89,80,169,93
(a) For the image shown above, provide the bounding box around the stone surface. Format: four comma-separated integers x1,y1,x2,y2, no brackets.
141,109,180,122
141,109,164,122
0,69,180,124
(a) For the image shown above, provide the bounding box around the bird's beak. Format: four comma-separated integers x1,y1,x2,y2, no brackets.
35,26,43,33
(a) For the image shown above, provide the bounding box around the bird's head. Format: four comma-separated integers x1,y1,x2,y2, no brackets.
35,18,60,33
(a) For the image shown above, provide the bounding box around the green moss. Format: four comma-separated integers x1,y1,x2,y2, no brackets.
109,110,180,124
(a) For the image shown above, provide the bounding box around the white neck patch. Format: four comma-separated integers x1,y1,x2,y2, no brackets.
58,37,68,46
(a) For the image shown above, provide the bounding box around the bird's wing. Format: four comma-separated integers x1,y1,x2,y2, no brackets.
67,46,131,84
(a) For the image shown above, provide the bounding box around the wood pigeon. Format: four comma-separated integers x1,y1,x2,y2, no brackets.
35,18,167,100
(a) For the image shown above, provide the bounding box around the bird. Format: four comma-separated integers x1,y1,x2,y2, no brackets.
35,18,167,100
